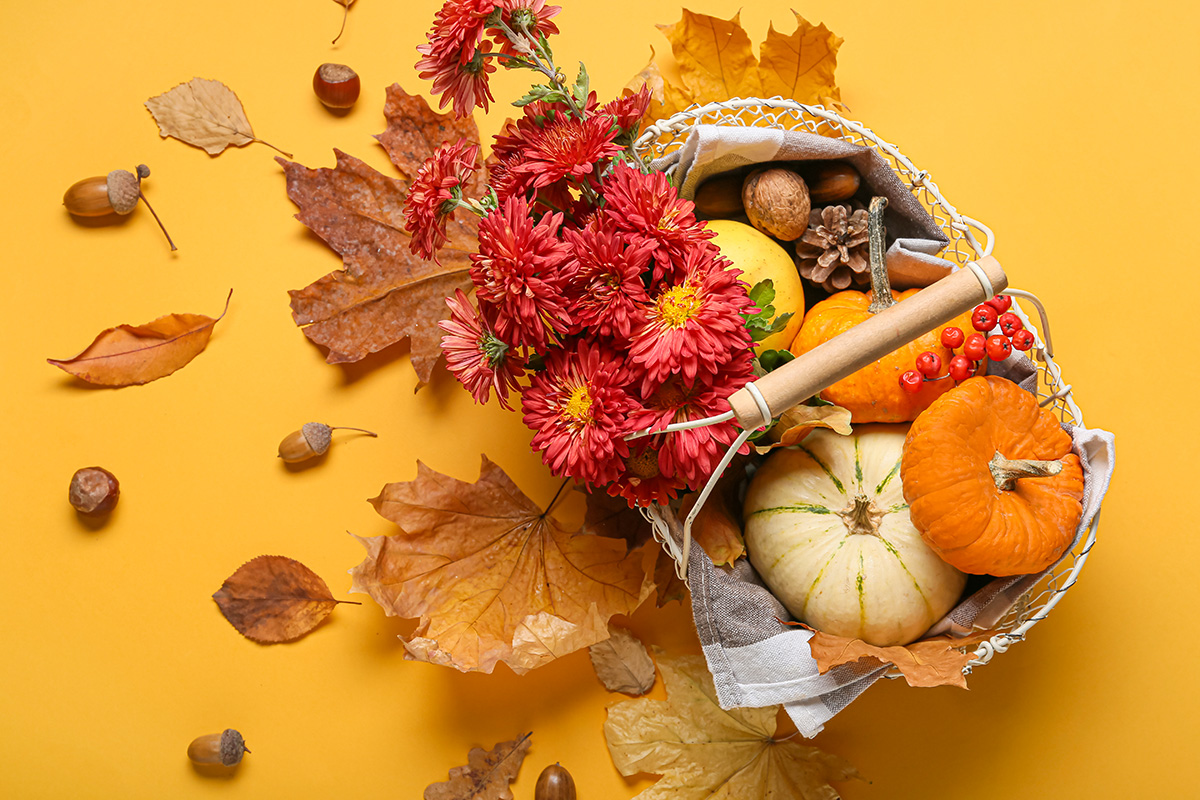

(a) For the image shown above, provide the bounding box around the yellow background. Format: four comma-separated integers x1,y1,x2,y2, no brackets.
0,0,1190,797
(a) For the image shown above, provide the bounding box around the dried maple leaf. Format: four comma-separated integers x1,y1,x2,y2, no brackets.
48,290,230,386
349,457,655,674
212,555,359,644
424,733,531,800
629,11,844,135
281,85,482,380
145,78,290,157
652,550,688,607
802,627,996,690
605,651,861,799
589,624,655,696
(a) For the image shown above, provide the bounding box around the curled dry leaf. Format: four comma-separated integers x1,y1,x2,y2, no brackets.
145,78,290,157
424,733,531,800
47,290,231,386
349,456,655,674
628,10,844,135
605,651,861,799
677,456,752,566
799,626,998,690
281,85,484,380
588,625,655,696
213,555,359,643
757,403,853,452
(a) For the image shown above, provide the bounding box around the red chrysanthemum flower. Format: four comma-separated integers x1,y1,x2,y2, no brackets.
439,290,526,409
562,218,653,340
487,0,561,57
606,441,687,507
471,195,573,352
602,162,714,284
403,140,480,261
627,243,754,394
415,0,500,117
630,351,755,487
508,112,623,192
600,85,651,135
521,342,640,486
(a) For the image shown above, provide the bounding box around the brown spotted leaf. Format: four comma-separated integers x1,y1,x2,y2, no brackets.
48,291,230,386
424,733,531,800
350,456,655,674
212,555,358,643
281,85,481,380
589,624,656,695
605,651,860,799
802,626,998,689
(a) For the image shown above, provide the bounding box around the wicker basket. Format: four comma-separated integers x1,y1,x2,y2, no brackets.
632,97,1098,674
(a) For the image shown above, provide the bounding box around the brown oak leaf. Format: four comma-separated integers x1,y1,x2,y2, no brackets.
801,626,998,689
280,85,481,380
48,290,230,386
350,457,655,674
629,11,845,135
145,78,290,157
589,624,656,696
212,555,359,644
605,651,861,799
424,733,531,800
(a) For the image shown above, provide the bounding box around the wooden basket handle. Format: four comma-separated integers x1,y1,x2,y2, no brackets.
726,255,1009,429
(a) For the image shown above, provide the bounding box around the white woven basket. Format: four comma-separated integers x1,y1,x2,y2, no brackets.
633,97,1099,673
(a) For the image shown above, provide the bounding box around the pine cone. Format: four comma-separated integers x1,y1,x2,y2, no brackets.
795,204,870,292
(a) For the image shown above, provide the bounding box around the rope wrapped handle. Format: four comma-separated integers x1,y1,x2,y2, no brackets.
726,255,1009,430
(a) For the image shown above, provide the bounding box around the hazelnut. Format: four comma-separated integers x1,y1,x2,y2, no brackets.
313,63,360,109
693,172,746,219
742,168,811,241
68,467,120,514
807,161,862,204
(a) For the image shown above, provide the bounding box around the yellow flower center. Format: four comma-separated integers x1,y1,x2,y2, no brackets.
560,384,593,427
656,207,681,231
656,283,702,329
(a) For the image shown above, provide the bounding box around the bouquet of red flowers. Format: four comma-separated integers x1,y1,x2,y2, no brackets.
404,0,786,506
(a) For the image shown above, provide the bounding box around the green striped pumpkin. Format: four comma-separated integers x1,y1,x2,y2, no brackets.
743,425,966,647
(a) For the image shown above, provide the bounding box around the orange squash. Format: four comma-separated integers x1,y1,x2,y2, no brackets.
900,376,1085,576
789,197,977,422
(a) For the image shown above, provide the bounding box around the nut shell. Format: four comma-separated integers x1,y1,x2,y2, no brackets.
105,169,140,215
68,467,120,514
742,168,811,241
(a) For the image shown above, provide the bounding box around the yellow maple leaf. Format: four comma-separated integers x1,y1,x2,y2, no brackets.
605,651,861,799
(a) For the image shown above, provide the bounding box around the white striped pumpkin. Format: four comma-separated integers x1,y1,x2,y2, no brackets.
743,425,966,647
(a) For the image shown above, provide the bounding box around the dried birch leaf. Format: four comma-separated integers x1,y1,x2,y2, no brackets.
424,733,531,800
605,651,861,799
349,456,655,674
589,625,655,696
758,13,844,109
801,626,997,689
48,290,230,386
145,78,290,157
212,555,358,643
281,85,482,379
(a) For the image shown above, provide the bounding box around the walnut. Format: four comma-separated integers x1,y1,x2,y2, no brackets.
741,167,811,241
795,204,871,292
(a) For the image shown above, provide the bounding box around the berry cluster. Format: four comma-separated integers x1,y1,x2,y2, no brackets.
899,295,1034,393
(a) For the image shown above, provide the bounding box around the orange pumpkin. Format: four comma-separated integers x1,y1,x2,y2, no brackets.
900,376,1085,576
790,288,976,422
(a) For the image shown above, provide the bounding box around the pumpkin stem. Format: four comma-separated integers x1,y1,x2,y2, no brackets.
838,494,883,536
865,196,896,314
988,451,1064,491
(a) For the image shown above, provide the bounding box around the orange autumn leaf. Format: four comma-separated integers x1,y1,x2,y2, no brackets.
803,627,997,689
678,456,751,566
212,555,359,644
629,11,845,134
350,457,655,674
48,290,230,386
424,733,531,800
280,85,482,381
757,403,853,452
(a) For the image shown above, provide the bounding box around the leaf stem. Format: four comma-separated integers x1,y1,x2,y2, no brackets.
544,478,571,517
253,137,293,159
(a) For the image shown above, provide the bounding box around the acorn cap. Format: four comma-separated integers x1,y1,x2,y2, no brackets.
219,729,248,766
301,422,332,456
106,169,140,215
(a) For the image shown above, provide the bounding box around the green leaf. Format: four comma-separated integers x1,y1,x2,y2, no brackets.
747,279,777,309
757,349,796,373
513,85,567,107
573,62,590,107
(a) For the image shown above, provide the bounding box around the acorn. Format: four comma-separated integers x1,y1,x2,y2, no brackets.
63,164,177,250
187,729,249,767
278,422,377,463
313,63,360,109
535,763,576,800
